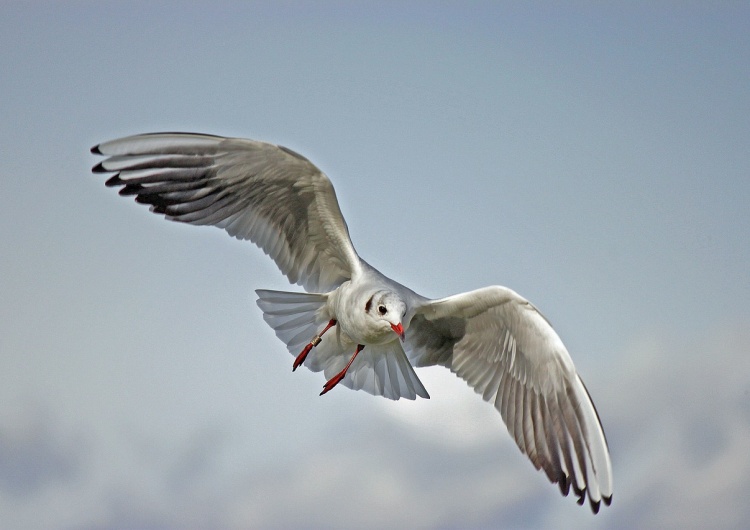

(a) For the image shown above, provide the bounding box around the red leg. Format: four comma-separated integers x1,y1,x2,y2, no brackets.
320,344,365,396
293,319,336,371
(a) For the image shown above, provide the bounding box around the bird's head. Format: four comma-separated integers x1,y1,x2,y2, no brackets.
364,291,406,341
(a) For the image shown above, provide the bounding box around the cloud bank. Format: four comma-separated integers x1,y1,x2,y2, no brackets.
1,322,748,529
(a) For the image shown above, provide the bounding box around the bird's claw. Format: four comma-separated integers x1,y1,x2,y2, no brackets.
293,319,337,371
293,343,314,371
320,370,346,395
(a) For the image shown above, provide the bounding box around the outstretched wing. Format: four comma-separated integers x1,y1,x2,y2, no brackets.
405,286,613,512
92,132,362,292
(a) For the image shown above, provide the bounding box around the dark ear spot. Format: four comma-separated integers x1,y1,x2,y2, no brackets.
365,295,373,313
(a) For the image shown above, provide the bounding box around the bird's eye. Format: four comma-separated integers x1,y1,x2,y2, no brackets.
378,305,387,315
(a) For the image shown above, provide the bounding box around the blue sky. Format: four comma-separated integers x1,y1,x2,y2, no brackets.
1,2,749,528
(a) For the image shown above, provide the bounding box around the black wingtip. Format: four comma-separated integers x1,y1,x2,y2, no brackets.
120,183,145,197
92,162,107,173
104,175,123,187
603,494,612,506
558,473,571,497
573,484,586,506
91,144,102,155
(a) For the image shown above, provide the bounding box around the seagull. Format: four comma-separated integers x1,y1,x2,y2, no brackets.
91,132,613,512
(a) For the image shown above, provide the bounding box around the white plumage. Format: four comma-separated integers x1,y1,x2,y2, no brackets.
92,132,613,512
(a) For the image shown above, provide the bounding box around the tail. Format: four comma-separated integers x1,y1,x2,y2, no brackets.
255,289,331,355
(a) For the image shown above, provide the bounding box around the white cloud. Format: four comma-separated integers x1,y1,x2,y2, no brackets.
589,324,750,529
370,366,510,449
2,323,748,528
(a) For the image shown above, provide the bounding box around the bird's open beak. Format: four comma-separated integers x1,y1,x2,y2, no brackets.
391,322,405,341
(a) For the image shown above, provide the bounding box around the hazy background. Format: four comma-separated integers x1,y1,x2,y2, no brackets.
1,2,749,528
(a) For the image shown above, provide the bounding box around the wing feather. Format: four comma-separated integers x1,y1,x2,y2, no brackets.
92,132,362,292
405,285,612,512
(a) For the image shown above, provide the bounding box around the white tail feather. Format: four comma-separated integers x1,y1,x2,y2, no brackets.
255,289,330,353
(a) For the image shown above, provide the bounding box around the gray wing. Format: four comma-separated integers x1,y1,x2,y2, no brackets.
405,286,613,513
91,132,362,292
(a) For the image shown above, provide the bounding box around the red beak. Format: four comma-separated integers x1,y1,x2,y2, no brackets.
390,322,405,341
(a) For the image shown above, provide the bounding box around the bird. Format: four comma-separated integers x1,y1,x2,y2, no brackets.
91,132,613,512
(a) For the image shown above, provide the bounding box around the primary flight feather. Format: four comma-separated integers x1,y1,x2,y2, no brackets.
91,132,613,512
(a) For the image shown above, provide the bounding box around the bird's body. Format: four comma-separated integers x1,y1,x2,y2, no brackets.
328,267,410,346
92,132,613,512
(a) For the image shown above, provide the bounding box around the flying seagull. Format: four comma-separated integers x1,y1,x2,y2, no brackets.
91,132,613,512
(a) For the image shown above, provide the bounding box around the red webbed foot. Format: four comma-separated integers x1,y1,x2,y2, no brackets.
319,344,364,396
293,319,337,372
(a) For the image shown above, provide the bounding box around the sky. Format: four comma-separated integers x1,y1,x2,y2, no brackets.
1,1,749,528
